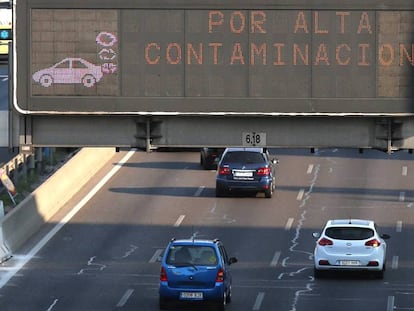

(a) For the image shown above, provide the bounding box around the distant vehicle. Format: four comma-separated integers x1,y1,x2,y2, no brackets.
215,147,278,198
0,2,11,60
32,58,103,88
159,238,237,310
313,219,390,279
200,148,225,170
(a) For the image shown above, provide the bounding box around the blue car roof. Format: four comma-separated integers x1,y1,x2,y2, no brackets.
170,239,217,246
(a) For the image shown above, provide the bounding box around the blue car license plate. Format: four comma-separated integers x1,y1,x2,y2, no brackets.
180,292,203,299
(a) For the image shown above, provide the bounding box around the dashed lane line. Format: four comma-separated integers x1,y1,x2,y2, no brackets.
270,251,281,268
116,289,134,307
173,215,185,227
252,292,265,311
285,218,294,230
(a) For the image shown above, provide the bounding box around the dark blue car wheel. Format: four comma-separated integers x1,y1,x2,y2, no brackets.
159,296,168,310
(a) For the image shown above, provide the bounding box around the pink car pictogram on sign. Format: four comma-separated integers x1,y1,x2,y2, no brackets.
32,58,104,88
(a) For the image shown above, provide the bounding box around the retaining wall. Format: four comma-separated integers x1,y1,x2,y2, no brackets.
0,147,116,260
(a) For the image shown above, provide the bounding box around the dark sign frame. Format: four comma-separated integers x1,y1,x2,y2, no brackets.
15,0,414,115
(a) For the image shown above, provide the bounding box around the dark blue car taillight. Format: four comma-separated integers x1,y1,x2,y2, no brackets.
218,166,231,175
256,167,271,176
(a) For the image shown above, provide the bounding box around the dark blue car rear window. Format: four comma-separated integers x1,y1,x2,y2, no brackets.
222,151,265,164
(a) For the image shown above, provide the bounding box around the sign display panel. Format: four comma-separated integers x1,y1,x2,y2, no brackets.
31,10,119,96
16,1,414,115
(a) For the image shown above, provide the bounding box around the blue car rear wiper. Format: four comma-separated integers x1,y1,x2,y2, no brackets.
174,262,198,270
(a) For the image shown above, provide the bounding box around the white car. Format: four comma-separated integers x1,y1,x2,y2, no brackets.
313,219,390,279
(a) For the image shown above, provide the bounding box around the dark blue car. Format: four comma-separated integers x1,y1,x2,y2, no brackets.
159,238,237,310
216,147,278,198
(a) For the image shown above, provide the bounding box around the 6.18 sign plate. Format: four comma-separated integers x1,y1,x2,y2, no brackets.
242,132,266,147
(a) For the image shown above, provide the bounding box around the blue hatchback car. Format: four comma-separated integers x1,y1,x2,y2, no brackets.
159,238,237,310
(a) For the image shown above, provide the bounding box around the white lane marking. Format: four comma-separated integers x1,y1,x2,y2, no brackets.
387,296,395,311
296,189,305,201
77,256,106,275
392,256,399,270
149,249,163,263
115,244,138,259
116,289,134,307
270,251,281,267
252,292,265,311
306,164,314,174
194,186,205,197
0,149,137,289
291,283,314,311
173,215,186,227
399,192,405,202
190,232,199,240
285,218,294,230
279,164,320,311
46,299,59,311
280,256,289,269
402,166,408,176
396,221,403,233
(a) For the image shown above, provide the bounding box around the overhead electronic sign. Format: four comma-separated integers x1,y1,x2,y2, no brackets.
15,0,414,115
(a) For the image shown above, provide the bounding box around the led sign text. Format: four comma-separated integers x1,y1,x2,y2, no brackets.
144,10,413,67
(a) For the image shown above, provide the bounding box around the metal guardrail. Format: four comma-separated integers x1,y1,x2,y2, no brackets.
0,152,33,193
1,153,32,175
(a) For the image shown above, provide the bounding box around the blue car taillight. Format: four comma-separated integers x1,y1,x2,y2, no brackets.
160,267,168,281
215,268,224,283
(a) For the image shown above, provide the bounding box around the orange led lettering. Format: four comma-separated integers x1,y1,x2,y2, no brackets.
357,12,372,34
145,43,160,65
314,12,328,34
336,44,351,65
208,11,224,33
336,12,350,34
251,11,266,33
187,43,203,65
294,11,309,33
273,43,286,65
314,44,330,65
400,44,414,66
358,44,370,66
251,43,267,65
166,43,181,65
379,44,394,66
293,44,309,65
209,43,223,65
230,43,245,64
230,11,246,34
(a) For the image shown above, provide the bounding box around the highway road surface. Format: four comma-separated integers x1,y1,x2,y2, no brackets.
0,148,414,311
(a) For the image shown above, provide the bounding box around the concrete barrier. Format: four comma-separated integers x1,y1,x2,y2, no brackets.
0,147,116,260
0,227,11,263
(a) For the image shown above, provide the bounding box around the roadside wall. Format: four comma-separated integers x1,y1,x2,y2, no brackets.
0,147,116,255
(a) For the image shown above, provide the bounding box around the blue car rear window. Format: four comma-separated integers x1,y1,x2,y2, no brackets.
166,245,218,266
